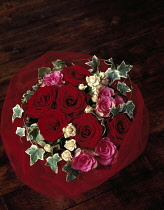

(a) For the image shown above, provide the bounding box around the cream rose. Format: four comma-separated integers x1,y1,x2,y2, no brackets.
64,139,77,151
44,144,52,152
85,105,93,113
61,150,72,161
86,75,100,87
62,123,76,138
78,83,87,90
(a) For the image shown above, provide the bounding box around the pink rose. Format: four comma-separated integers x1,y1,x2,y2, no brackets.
98,87,114,98
41,71,65,87
94,137,118,166
96,96,116,117
71,148,98,172
115,95,124,106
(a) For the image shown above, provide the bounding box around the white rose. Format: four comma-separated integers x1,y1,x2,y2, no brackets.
91,94,98,102
86,75,100,87
78,83,87,90
61,150,72,161
99,72,105,79
64,139,77,151
85,105,93,113
44,144,52,152
62,123,76,138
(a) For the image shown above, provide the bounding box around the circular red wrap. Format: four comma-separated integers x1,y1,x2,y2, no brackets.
1,51,149,199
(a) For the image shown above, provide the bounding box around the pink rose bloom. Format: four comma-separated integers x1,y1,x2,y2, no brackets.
96,96,116,117
95,137,118,166
71,148,98,172
41,71,65,87
115,95,124,106
98,87,114,98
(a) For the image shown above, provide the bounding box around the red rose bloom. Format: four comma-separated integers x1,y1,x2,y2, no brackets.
38,109,70,142
56,84,87,117
26,86,57,118
73,113,103,148
106,113,131,145
62,65,90,86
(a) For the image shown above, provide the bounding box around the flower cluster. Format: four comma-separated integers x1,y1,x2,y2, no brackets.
12,56,135,182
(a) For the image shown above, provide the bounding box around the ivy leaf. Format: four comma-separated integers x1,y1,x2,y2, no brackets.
32,84,40,91
16,127,25,137
117,82,131,96
38,67,51,79
22,90,34,103
121,101,135,119
45,154,62,173
105,68,120,84
62,162,78,182
107,58,117,70
85,55,99,73
117,61,133,78
35,132,46,147
12,104,24,123
25,145,45,166
110,106,120,117
52,60,65,71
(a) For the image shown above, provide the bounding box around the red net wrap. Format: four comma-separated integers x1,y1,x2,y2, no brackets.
1,51,149,199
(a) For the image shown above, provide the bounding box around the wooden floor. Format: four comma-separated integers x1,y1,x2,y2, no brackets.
0,0,163,209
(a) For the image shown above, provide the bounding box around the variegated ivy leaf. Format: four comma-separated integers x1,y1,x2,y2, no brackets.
105,58,133,84
106,58,117,71
117,61,133,78
25,145,45,166
52,59,65,71
105,68,120,84
16,127,25,137
121,101,135,119
85,55,99,74
12,104,24,123
45,154,62,173
35,132,46,147
117,82,131,96
32,84,40,91
38,67,51,79
22,90,34,103
110,106,120,117
62,162,78,182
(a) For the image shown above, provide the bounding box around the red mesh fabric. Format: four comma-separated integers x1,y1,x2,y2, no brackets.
1,51,149,199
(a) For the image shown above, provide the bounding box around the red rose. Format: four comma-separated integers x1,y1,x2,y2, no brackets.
73,113,103,148
62,65,90,86
106,113,131,145
26,86,57,118
38,109,70,142
56,84,87,117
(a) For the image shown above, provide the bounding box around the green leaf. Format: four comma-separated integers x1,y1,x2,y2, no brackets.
45,153,62,173
117,61,133,78
22,90,34,103
25,145,45,166
16,127,25,137
32,84,40,91
107,58,117,71
52,59,65,71
35,132,46,147
12,104,24,122
121,101,135,119
38,67,51,79
105,68,120,84
110,106,120,117
85,55,99,73
117,82,131,96
62,162,78,182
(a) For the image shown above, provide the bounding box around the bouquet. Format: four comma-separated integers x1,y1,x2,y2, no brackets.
12,55,135,182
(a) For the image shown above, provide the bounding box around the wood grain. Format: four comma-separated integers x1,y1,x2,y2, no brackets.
0,0,163,209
